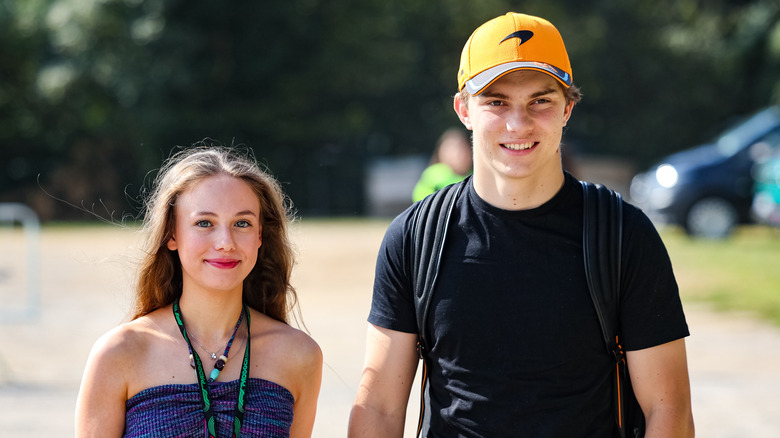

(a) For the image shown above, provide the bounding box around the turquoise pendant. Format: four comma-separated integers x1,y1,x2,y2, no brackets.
210,368,220,382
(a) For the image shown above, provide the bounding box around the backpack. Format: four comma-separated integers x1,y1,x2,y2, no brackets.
408,177,645,438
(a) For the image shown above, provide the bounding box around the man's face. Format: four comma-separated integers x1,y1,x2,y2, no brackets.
454,70,573,186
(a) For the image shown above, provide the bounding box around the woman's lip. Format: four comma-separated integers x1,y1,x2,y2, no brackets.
205,259,240,269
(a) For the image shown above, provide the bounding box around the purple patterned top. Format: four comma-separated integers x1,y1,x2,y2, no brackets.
124,378,294,437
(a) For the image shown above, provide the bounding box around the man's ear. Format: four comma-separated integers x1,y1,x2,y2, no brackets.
563,101,575,126
453,95,473,130
166,236,177,251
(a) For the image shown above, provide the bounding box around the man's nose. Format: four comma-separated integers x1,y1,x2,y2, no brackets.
505,107,532,133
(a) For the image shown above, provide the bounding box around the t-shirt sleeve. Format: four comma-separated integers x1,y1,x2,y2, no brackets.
620,204,690,351
367,208,419,334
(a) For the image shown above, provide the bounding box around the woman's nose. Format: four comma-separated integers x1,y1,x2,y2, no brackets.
215,227,236,251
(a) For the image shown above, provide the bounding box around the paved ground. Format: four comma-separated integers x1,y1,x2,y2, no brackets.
1,222,779,437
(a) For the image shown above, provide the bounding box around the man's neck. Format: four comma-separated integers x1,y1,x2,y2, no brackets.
473,169,566,211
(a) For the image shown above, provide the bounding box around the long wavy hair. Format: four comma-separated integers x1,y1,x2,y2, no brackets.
132,144,297,323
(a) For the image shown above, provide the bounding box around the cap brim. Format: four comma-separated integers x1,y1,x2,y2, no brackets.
464,61,572,95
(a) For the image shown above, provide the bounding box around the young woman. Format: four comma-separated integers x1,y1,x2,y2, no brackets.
76,146,322,437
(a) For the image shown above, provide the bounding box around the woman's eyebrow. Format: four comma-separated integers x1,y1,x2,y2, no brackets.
193,210,258,217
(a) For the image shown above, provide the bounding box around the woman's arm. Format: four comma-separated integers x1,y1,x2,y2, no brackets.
288,331,323,438
75,328,130,437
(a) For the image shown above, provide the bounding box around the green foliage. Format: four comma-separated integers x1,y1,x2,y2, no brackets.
560,0,780,163
663,225,780,326
2,0,780,218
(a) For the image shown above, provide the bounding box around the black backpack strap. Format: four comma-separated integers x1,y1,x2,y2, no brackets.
409,177,467,438
581,181,623,357
410,178,468,354
581,181,645,438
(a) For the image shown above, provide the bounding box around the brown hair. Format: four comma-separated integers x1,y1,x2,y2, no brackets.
132,143,297,323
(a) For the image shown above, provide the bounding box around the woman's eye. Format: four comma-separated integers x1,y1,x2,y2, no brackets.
235,220,251,228
196,220,212,227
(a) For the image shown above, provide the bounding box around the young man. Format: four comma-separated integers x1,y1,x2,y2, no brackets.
349,12,694,438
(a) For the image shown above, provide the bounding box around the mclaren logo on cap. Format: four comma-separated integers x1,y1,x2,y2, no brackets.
500,30,534,45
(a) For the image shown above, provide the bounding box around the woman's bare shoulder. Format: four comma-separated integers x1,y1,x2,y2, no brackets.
90,320,143,361
247,309,322,396
280,323,322,370
88,307,174,369
77,308,177,434
251,309,321,360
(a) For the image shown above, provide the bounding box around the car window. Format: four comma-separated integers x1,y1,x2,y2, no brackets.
717,108,780,157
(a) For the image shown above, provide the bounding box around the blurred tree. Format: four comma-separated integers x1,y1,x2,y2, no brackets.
1,0,780,219
561,0,780,164
0,0,158,220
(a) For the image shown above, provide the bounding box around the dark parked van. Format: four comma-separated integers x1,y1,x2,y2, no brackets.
629,106,780,238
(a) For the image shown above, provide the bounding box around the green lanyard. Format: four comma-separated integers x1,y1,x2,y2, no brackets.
173,299,251,438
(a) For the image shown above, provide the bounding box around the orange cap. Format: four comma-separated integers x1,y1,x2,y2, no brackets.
457,13,572,95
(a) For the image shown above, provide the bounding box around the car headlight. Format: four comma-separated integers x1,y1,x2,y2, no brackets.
655,164,679,188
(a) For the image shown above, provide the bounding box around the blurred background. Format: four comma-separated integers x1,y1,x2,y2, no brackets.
3,1,780,436
3,0,780,222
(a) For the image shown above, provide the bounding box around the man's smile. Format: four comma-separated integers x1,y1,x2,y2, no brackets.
502,141,536,151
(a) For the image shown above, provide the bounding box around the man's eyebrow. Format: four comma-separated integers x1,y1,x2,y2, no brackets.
478,90,508,100
531,88,559,98
478,87,559,100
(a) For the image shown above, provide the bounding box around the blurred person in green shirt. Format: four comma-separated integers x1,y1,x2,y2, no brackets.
412,127,472,202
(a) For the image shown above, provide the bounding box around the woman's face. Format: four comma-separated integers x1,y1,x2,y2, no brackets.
166,174,262,297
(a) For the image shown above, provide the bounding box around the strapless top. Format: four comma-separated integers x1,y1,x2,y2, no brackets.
124,378,294,437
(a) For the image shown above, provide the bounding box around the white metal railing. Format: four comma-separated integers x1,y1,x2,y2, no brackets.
0,203,40,323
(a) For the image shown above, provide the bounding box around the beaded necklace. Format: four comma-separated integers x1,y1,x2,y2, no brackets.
173,299,251,438
186,310,244,382
189,332,222,359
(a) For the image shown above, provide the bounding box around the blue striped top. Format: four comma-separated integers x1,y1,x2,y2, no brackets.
124,378,294,437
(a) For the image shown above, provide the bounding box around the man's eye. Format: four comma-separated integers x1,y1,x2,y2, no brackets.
196,220,212,227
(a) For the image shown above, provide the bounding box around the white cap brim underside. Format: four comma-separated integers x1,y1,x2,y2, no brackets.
464,61,570,95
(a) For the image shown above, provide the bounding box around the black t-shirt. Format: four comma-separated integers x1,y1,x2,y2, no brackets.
368,173,689,438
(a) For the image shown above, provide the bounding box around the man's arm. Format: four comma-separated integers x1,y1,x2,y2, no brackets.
627,338,694,438
348,324,420,438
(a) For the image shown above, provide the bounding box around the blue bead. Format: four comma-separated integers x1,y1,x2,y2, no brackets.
210,368,220,381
